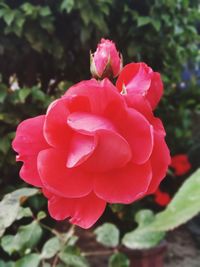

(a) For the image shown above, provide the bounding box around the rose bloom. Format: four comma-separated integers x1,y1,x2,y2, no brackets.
154,189,171,207
12,65,170,229
171,154,191,176
90,38,122,79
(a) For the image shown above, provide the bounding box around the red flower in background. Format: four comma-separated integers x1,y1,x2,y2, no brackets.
90,38,122,79
171,154,191,176
154,189,171,206
12,39,170,229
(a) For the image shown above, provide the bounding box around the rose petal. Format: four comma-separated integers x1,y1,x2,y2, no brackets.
12,115,48,155
116,63,152,94
18,155,43,187
47,192,106,229
147,132,171,194
124,95,166,136
67,111,117,135
65,79,125,116
94,161,152,204
67,112,132,171
12,115,49,187
44,98,71,148
146,72,163,110
120,108,154,164
124,94,153,121
81,129,132,172
66,133,97,168
38,148,93,198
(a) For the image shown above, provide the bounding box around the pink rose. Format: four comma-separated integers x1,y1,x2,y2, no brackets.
12,77,170,229
90,38,123,79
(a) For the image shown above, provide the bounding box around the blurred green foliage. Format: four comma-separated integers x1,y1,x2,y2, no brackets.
0,0,199,88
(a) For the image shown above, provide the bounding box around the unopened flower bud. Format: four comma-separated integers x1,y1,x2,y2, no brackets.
90,38,123,79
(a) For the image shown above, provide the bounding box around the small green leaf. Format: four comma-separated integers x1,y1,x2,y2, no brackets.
18,88,31,103
16,207,33,220
0,188,38,237
135,210,154,226
15,16,25,28
15,254,40,267
0,260,15,267
151,20,161,31
1,221,42,255
42,263,51,267
37,211,46,221
21,3,34,15
40,18,54,33
39,6,52,17
1,235,15,255
60,0,75,13
109,253,130,267
41,237,60,259
122,228,165,250
94,223,120,248
67,235,79,246
3,10,15,26
59,247,89,267
137,16,151,27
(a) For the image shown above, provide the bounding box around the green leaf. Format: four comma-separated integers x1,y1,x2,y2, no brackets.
60,0,75,13
41,237,60,259
137,16,151,27
122,169,200,249
21,3,34,16
18,88,31,103
15,254,40,267
15,16,25,28
59,247,89,267
0,260,15,267
67,235,79,246
151,20,161,31
1,235,15,255
109,253,130,267
3,10,15,26
40,17,54,33
135,210,155,226
150,168,200,231
0,188,38,237
16,207,33,220
94,223,120,248
37,211,46,221
39,6,52,17
122,227,165,250
42,263,51,267
1,221,42,255
122,209,165,249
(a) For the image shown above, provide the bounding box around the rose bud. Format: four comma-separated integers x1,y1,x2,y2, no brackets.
90,38,123,79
